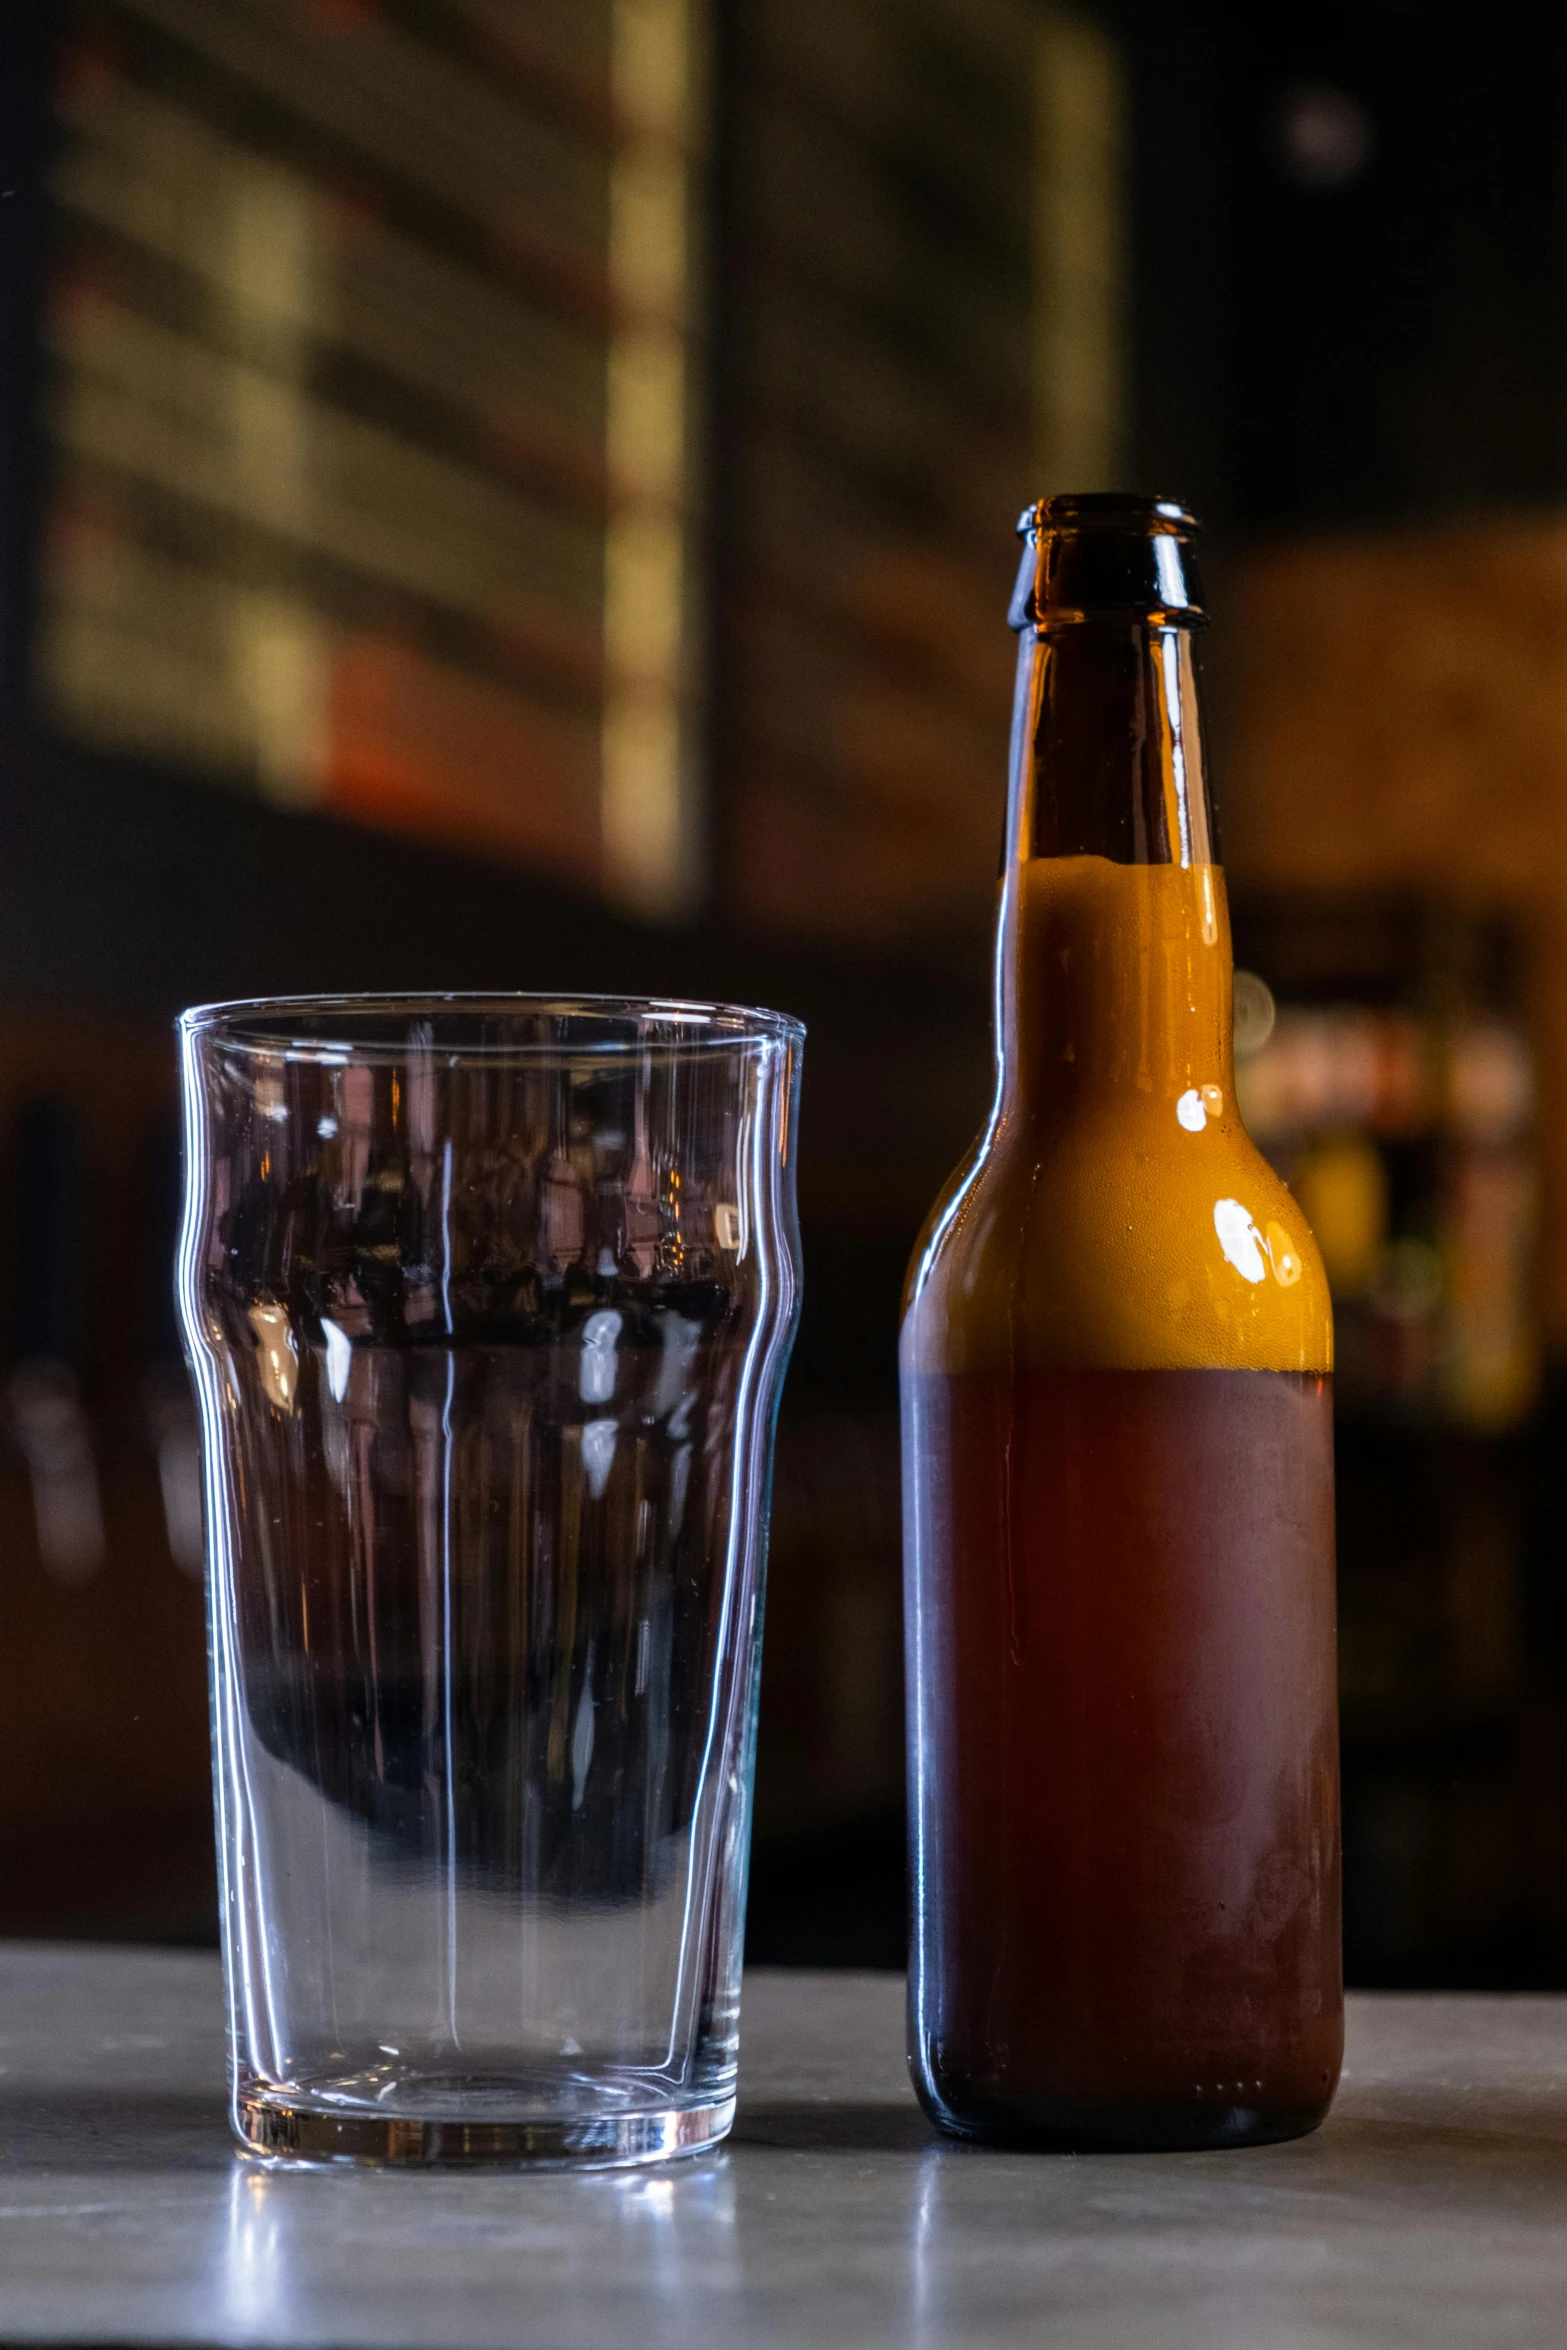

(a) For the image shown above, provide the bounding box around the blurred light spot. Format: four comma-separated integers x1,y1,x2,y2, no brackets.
1232,969,1277,1059
10,1360,107,1582
602,0,702,919
1177,1088,1207,1133
1271,82,1374,190
1373,1236,1445,1323
1448,1020,1534,1143
1294,1134,1387,1298
1034,9,1126,488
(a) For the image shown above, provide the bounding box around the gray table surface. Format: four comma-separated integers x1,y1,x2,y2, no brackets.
0,1947,1564,2347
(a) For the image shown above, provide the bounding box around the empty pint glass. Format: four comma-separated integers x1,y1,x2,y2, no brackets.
177,995,803,2165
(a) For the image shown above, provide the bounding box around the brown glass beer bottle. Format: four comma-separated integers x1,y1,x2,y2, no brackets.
901,495,1341,2150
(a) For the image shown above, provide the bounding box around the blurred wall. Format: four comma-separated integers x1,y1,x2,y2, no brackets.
4,0,1567,1980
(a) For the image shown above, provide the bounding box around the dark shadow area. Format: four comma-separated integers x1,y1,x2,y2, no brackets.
746,1809,907,1972
731,2099,936,2156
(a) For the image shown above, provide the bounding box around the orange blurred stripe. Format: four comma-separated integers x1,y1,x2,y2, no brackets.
326,635,601,887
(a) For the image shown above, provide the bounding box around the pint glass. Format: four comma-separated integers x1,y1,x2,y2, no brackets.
177,994,802,2165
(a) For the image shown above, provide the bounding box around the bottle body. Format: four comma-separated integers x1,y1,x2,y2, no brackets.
902,500,1342,2150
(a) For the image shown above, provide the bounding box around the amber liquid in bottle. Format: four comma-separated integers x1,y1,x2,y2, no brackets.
902,498,1342,2150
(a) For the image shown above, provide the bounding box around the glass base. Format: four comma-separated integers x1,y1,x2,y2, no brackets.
236,2082,735,2169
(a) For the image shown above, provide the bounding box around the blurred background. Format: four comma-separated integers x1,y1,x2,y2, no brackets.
0,0,1565,1982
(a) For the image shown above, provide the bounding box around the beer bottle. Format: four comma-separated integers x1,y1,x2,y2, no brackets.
901,495,1341,2150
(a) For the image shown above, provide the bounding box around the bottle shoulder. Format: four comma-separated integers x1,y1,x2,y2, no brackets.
902,1102,1332,1377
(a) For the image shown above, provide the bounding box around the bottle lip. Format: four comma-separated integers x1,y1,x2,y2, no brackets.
1017,493,1199,539
1011,494,1206,631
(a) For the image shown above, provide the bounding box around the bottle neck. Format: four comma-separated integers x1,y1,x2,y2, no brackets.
996,611,1232,1118
1009,620,1216,867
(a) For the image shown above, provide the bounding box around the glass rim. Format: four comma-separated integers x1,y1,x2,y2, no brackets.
176,988,806,1060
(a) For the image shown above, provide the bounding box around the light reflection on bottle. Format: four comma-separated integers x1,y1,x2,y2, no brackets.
1265,1222,1303,1287
247,1300,299,1412
1213,1197,1268,1285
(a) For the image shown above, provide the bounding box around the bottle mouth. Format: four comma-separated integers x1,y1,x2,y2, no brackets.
1017,493,1198,539
1011,494,1206,630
